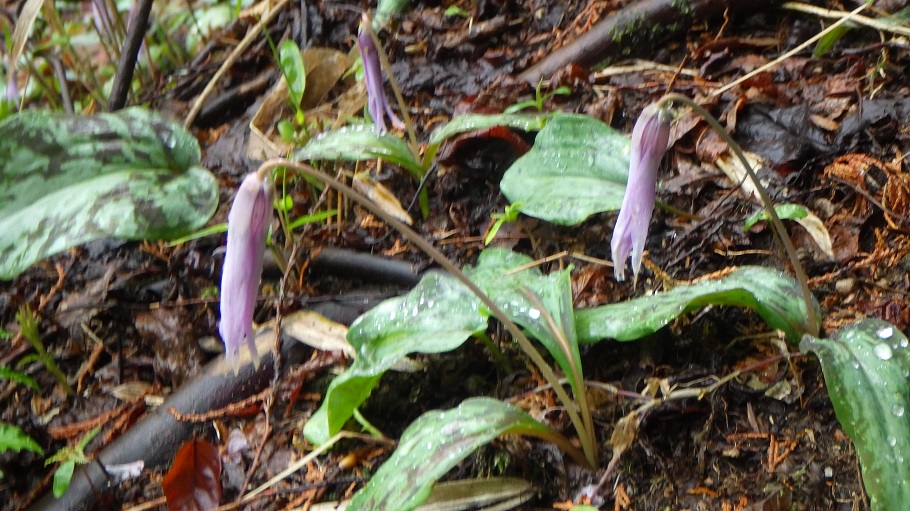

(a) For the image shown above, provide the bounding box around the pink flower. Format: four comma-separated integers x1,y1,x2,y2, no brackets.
611,102,673,282
219,171,272,364
358,17,403,134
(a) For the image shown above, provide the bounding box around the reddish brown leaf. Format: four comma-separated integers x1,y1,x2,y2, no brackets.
163,438,222,511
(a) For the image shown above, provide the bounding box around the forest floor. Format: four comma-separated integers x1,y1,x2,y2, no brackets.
4,0,910,509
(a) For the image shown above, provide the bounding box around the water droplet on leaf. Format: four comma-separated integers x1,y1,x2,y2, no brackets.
874,343,893,360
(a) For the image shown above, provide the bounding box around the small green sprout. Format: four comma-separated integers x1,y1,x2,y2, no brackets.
15,306,73,396
45,426,101,498
485,202,523,245
444,5,471,17
503,82,571,114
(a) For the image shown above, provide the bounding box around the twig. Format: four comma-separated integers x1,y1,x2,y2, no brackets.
183,0,291,128
257,159,598,467
711,3,868,96
107,0,153,111
519,0,775,84
782,2,910,38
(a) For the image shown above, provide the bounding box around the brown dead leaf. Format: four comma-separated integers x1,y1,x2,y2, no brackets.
163,438,222,511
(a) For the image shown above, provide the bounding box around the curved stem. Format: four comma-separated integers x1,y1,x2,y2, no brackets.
658,94,818,337
362,15,420,159
256,159,597,467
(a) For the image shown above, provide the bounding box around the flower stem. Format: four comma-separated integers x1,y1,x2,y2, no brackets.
658,93,819,338
257,158,597,468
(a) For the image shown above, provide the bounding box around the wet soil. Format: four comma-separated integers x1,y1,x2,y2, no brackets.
4,0,910,509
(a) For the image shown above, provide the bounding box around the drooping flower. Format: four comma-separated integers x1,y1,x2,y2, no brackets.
219,170,273,365
358,16,403,134
611,102,673,282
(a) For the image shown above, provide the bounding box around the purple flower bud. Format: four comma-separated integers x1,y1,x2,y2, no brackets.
219,171,273,365
358,18,403,134
611,102,673,282
5,77,17,105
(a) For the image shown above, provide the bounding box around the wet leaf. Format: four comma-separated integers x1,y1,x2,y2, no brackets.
303,273,487,445
575,266,819,344
801,319,910,511
293,125,424,178
465,249,582,399
163,438,222,511
348,398,559,511
425,112,550,163
500,114,630,225
0,422,43,456
0,107,218,280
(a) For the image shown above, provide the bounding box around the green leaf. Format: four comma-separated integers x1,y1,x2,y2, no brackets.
424,112,550,168
0,366,40,392
0,107,218,280
427,112,550,147
813,24,852,58
743,204,808,230
801,319,910,511
293,125,424,178
575,266,819,344
279,40,306,110
0,422,43,455
500,114,630,225
303,273,488,445
373,0,412,31
744,204,833,259
53,460,75,498
348,398,562,511
465,249,582,394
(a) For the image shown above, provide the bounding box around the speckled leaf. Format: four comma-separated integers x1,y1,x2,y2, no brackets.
303,273,487,445
348,398,556,511
293,125,423,178
500,113,630,225
575,266,819,344
801,320,910,511
0,107,218,280
465,248,582,396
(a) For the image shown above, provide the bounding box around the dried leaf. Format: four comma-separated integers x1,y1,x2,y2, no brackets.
163,439,222,511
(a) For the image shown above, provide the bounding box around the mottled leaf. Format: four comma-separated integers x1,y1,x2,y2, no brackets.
465,249,582,398
303,273,487,445
163,438,222,511
292,125,423,178
801,319,910,511
575,266,819,344
348,398,560,511
0,108,218,280
500,114,630,225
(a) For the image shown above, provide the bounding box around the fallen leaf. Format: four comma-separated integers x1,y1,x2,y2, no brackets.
163,438,222,511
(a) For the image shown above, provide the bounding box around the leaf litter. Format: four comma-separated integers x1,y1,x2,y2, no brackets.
4,1,910,510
